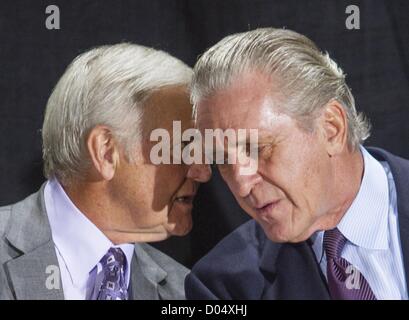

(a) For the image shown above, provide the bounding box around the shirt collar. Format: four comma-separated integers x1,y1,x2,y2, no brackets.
337,146,389,250
44,178,135,289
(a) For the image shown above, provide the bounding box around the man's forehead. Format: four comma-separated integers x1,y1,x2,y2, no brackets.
197,93,286,130
196,70,285,128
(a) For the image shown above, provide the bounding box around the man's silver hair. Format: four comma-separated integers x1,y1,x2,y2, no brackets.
42,43,192,185
191,28,370,150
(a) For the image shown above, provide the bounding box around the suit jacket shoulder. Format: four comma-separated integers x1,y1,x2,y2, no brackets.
0,189,50,265
0,186,62,299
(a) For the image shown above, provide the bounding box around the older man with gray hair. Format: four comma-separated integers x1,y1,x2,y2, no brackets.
185,28,409,300
0,43,210,299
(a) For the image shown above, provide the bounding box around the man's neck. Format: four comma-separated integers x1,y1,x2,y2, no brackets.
62,180,169,244
63,180,117,240
298,148,365,241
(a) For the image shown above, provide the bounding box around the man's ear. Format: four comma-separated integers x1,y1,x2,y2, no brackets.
320,100,348,157
87,125,120,181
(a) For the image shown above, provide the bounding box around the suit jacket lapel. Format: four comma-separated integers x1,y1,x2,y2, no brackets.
395,169,409,292
369,147,409,292
4,183,64,300
259,238,330,299
5,240,64,299
389,155,409,292
129,243,167,300
275,242,330,299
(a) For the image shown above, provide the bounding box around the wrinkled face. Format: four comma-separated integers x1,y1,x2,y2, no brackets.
197,72,334,243
108,86,211,241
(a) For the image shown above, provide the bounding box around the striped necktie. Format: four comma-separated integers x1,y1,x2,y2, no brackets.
323,228,376,300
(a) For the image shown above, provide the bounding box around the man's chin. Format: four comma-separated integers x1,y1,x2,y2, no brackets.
261,223,312,244
259,221,292,243
167,208,193,236
165,221,193,237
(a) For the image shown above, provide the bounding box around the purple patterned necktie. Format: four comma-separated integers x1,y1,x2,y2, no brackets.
323,228,376,300
96,247,129,300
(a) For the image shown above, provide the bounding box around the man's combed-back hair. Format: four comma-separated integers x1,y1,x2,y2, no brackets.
191,28,370,150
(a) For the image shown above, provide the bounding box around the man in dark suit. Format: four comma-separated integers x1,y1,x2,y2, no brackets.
0,43,211,299
185,28,409,299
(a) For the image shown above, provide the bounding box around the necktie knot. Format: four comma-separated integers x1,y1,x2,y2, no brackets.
101,247,127,267
323,228,347,260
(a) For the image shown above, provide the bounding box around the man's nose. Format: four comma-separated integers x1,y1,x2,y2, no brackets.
229,163,262,198
187,164,212,183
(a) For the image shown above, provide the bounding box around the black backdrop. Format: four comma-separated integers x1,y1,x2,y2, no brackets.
1,0,408,268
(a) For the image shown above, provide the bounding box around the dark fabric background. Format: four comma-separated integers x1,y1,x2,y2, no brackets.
0,0,408,268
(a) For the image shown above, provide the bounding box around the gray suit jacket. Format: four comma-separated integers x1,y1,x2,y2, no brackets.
0,184,189,300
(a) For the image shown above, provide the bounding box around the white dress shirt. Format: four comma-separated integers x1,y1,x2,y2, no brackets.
311,146,408,299
44,178,135,300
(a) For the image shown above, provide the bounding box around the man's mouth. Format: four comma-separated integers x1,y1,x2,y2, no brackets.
255,200,281,217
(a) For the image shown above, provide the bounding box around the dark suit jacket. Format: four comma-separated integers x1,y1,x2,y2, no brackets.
185,147,409,299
